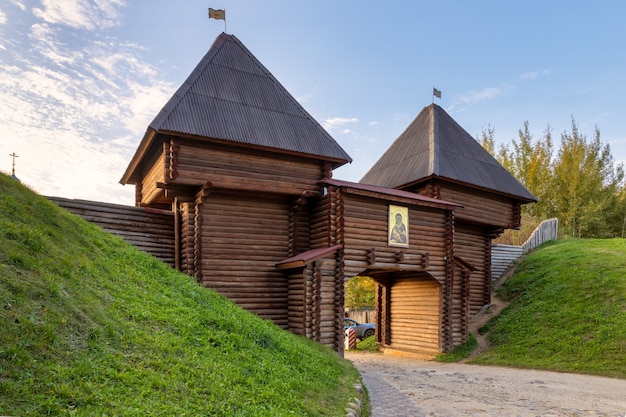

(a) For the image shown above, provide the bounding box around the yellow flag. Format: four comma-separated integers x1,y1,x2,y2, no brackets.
208,8,225,20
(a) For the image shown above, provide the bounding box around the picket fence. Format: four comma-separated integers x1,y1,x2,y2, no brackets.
491,218,559,281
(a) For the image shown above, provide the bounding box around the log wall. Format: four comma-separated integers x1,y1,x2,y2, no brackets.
310,190,336,248
139,146,166,205
170,140,325,195
197,190,291,327
287,269,306,335
417,182,520,228
178,201,196,276
340,193,449,281
451,262,470,346
49,197,175,266
454,223,491,314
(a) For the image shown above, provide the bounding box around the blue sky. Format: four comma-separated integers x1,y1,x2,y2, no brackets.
1,1,625,204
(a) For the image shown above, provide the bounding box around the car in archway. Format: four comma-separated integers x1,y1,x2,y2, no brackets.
344,318,375,339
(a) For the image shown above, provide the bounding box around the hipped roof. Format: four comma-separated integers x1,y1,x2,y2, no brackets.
360,104,537,202
121,33,351,184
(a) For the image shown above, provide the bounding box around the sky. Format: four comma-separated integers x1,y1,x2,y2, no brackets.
1,1,626,205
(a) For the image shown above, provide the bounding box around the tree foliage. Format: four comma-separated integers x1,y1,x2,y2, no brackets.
344,276,375,310
480,119,625,238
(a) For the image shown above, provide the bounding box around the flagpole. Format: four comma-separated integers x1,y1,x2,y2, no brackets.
224,8,227,33
432,87,441,104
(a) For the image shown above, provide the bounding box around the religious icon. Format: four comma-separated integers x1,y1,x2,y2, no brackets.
388,205,409,247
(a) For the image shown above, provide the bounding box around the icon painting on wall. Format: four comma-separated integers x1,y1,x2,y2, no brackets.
388,205,409,247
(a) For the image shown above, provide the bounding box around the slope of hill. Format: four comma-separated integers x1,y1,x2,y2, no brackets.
471,238,626,378
0,173,361,416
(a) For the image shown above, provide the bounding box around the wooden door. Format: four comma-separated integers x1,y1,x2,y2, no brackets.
389,277,441,355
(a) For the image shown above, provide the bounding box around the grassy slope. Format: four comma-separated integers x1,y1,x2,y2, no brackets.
471,239,626,378
0,174,361,416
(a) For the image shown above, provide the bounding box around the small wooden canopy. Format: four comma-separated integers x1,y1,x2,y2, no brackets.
276,244,343,270
360,104,537,203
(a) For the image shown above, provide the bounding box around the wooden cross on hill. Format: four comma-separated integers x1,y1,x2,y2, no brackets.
9,152,18,176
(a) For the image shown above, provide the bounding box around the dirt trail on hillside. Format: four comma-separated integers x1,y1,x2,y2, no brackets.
463,261,519,361
463,293,508,362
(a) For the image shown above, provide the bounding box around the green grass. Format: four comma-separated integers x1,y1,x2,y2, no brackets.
471,239,626,378
354,336,380,353
436,334,478,362
0,173,362,416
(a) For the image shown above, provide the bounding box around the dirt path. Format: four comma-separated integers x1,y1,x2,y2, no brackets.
346,351,626,416
463,294,508,362
347,264,626,416
464,264,516,361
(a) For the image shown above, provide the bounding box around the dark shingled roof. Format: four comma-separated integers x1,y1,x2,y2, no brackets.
359,104,537,202
122,33,351,184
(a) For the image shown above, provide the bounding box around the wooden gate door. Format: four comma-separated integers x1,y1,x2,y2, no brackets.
389,277,441,356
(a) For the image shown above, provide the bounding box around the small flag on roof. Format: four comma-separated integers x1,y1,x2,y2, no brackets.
208,8,225,20
433,87,442,99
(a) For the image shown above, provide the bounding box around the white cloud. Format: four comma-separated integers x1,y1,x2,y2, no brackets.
0,9,7,24
322,117,358,133
0,0,174,205
32,0,125,31
10,1,27,12
446,86,505,115
521,69,551,80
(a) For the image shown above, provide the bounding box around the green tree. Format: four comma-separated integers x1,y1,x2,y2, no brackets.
344,276,375,310
480,119,625,239
478,124,496,155
480,122,554,219
549,119,624,237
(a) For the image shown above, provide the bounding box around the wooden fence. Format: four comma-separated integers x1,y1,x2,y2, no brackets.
48,197,176,267
346,309,375,325
491,218,558,280
521,218,559,254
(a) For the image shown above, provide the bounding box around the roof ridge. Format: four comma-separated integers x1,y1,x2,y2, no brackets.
429,104,439,176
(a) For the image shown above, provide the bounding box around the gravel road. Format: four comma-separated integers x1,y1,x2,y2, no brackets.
346,351,626,417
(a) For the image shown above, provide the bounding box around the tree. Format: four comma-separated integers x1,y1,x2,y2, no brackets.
480,119,625,239
549,119,624,237
344,276,375,310
480,122,554,219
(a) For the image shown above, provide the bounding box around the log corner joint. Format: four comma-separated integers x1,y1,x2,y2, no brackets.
195,181,213,205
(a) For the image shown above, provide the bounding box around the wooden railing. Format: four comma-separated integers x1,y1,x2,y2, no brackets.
521,218,559,254
491,218,558,280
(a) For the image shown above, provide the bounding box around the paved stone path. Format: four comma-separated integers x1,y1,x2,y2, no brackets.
346,351,626,417
358,370,427,416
